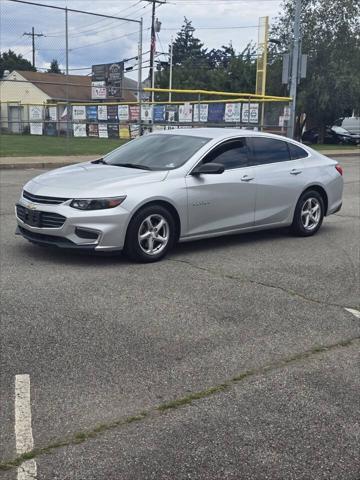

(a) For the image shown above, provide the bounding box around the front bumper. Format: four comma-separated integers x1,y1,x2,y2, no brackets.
15,198,130,251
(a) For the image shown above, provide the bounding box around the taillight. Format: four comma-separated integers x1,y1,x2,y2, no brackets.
335,164,343,176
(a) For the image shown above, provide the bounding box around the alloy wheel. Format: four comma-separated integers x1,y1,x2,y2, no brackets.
138,214,170,256
301,197,321,231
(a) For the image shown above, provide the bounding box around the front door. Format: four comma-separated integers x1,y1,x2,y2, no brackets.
185,138,256,237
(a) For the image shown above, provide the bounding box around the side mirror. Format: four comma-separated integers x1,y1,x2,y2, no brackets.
192,162,225,175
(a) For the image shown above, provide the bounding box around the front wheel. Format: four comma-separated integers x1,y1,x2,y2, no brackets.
291,190,325,236
124,205,176,262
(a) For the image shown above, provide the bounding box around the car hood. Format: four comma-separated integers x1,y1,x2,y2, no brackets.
24,162,169,198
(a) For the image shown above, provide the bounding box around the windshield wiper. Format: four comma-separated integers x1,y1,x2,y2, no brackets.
92,158,107,165
114,163,152,170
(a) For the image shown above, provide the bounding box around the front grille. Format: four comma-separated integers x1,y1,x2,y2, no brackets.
16,205,66,228
23,190,70,205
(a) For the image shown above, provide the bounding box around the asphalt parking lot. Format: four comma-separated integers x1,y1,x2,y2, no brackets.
0,155,359,480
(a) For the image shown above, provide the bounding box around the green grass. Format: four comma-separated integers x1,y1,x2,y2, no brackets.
0,134,128,157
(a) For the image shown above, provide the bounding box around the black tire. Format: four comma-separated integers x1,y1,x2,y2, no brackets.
291,190,325,237
124,204,176,262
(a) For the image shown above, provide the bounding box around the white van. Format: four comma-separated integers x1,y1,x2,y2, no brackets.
334,117,360,135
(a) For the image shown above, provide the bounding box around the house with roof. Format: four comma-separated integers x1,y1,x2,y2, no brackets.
0,70,138,133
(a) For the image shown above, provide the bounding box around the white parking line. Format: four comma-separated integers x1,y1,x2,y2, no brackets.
15,374,37,480
345,307,360,319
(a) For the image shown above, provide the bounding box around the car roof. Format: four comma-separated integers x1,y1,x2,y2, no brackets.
153,127,293,142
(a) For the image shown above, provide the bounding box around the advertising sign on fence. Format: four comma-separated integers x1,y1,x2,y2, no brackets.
107,105,118,121
165,105,178,122
129,105,140,122
153,105,165,122
30,123,43,135
208,103,225,122
98,124,108,138
86,106,97,122
242,103,259,123
141,104,153,122
73,124,87,137
108,123,119,138
88,124,99,137
72,106,86,121
118,105,129,122
48,106,57,121
97,105,108,121
119,126,130,139
179,103,193,122
29,106,43,121
193,104,208,122
224,103,241,122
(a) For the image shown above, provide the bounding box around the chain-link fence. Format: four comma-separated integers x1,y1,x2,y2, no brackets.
1,95,291,139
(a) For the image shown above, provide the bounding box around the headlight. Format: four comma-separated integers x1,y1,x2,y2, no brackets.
70,196,126,210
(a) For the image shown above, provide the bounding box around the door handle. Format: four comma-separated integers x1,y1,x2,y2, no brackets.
241,175,254,182
290,168,302,175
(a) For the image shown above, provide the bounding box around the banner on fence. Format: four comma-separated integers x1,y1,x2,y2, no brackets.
29,106,43,121
224,103,241,122
141,104,153,122
88,124,99,137
153,105,165,122
48,106,57,121
73,124,87,137
242,103,259,123
72,106,86,121
118,105,129,122
86,106,97,122
107,105,118,121
179,103,193,122
98,124,108,138
208,103,225,122
193,104,208,122
129,105,140,122
98,105,107,121
30,122,43,135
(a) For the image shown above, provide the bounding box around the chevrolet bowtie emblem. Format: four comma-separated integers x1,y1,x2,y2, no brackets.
27,203,37,210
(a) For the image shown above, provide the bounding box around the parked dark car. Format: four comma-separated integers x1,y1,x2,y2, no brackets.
302,126,360,145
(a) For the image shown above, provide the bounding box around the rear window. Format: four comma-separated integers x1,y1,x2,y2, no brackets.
251,137,290,165
288,142,308,160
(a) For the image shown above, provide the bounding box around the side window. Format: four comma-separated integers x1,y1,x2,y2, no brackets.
288,142,308,160
202,139,250,170
251,137,290,165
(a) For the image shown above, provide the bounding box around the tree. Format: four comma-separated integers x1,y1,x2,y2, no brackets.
47,59,62,74
155,20,257,100
0,50,35,78
269,0,360,140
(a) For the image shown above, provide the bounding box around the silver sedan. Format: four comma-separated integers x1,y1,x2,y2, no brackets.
16,128,343,262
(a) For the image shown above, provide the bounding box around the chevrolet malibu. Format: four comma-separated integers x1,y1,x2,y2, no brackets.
16,128,343,262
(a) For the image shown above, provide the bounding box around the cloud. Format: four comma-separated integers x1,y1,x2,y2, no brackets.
1,0,283,78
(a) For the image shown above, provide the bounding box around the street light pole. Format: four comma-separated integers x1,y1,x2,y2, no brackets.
288,0,301,139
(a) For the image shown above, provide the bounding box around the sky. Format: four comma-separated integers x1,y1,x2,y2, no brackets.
0,0,284,80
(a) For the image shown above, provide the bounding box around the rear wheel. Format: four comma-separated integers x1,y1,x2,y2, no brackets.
291,190,324,236
124,205,175,262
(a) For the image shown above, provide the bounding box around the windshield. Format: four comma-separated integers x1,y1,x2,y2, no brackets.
103,134,210,170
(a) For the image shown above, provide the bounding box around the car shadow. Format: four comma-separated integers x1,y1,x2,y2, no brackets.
15,224,332,267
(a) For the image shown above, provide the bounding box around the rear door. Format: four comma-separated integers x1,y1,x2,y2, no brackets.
185,138,256,237
248,137,308,226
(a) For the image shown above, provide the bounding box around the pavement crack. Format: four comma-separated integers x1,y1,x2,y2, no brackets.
167,258,352,310
0,335,359,472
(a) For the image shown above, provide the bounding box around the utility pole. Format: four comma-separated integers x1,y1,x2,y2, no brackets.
23,27,44,68
143,0,166,102
288,0,301,139
168,37,173,102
